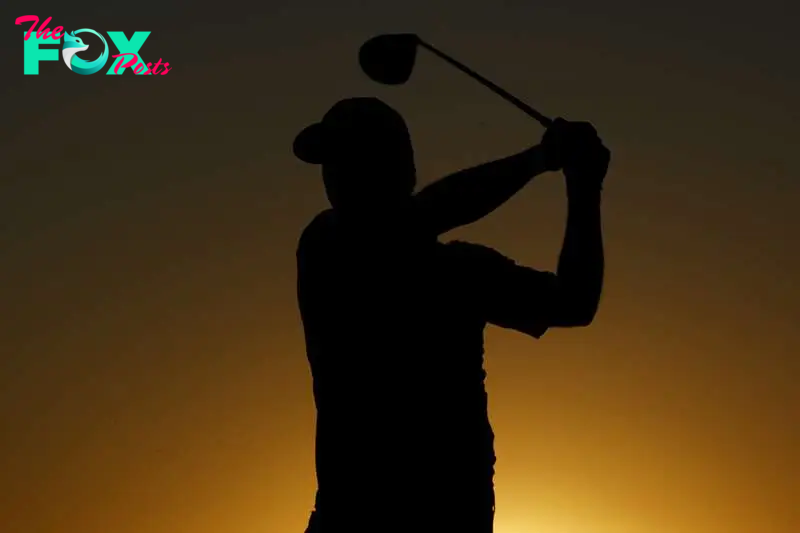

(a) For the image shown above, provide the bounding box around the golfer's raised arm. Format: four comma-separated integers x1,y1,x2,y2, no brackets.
481,124,609,333
413,144,551,236
551,183,604,326
550,131,609,326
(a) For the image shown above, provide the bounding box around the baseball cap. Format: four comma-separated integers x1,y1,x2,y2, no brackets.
292,97,412,165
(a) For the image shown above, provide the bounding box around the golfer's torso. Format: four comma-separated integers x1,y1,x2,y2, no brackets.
298,218,495,518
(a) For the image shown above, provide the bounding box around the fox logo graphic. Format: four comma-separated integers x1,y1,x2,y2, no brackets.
61,29,109,75
16,15,171,75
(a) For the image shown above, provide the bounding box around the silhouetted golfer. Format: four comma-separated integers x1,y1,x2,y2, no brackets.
294,97,609,532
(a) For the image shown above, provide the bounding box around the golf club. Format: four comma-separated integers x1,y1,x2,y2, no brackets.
359,33,553,128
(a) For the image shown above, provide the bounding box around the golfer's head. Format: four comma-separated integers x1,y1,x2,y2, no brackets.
293,97,416,213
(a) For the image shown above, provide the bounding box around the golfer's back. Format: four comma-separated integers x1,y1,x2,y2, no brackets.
297,210,496,531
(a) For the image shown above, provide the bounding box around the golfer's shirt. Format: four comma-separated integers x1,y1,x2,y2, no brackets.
297,210,557,526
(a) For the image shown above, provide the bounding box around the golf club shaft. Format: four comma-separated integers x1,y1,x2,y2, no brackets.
416,38,553,128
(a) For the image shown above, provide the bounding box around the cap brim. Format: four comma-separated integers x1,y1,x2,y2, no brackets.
293,122,324,164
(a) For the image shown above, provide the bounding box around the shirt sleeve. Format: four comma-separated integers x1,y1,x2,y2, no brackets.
449,241,560,339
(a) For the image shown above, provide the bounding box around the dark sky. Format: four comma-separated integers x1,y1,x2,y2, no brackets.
1,1,798,532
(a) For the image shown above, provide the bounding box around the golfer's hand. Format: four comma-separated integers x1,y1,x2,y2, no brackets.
563,123,610,195
542,118,610,192
540,117,571,171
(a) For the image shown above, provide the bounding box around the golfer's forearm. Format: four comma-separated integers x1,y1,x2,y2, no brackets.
556,188,604,325
415,144,548,235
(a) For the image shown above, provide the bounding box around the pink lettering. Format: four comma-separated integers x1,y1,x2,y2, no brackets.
35,17,54,39
15,15,61,40
111,53,139,74
150,58,164,74
147,58,172,75
15,15,39,41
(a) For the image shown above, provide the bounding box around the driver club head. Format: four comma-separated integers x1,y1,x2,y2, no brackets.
358,33,420,85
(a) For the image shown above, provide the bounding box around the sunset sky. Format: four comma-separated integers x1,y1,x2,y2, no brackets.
1,1,798,532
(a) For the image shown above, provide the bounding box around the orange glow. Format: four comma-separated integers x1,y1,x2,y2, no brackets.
1,6,798,533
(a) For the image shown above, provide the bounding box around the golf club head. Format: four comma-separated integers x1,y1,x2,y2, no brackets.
359,33,419,85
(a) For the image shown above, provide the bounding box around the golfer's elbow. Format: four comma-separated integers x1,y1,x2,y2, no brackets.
570,298,600,327
556,283,602,327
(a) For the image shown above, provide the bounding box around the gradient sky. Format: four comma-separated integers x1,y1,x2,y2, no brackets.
1,1,798,533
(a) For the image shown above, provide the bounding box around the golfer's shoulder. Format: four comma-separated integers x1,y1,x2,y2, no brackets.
441,240,514,268
297,209,337,259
